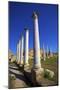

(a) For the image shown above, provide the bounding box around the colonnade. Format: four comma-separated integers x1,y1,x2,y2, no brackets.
16,12,54,86
16,12,47,69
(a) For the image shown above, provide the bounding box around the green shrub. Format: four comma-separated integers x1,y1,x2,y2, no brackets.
44,69,50,78
44,69,54,81
9,74,16,89
9,74,16,80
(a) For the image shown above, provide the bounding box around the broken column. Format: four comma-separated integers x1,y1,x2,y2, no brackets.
31,12,44,85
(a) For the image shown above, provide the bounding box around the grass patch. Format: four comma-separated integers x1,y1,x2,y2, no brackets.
41,55,58,84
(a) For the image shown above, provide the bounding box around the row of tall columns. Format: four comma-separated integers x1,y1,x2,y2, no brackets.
17,28,29,67
17,12,41,69
16,12,49,68
16,12,54,85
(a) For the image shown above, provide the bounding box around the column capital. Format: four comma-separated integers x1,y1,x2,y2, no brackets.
24,27,29,31
32,11,39,19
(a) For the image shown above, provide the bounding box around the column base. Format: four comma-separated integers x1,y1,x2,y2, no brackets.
31,67,44,86
24,64,29,69
31,67,55,86
17,62,20,65
24,65,32,83
19,64,23,67
19,64,24,69
33,64,41,69
16,62,20,67
44,58,46,61
19,64,24,71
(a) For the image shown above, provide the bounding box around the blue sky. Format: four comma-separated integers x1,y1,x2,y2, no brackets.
9,2,58,54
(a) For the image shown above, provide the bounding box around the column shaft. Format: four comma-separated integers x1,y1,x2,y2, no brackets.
47,46,48,57
18,40,21,64
43,45,46,61
24,29,29,66
33,12,41,68
17,43,19,63
20,35,24,65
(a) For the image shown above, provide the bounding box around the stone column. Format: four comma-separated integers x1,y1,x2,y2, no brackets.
17,43,19,64
32,12,41,69
20,35,24,66
18,40,21,64
47,45,48,58
43,44,46,61
24,28,31,81
31,12,44,86
24,28,29,67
